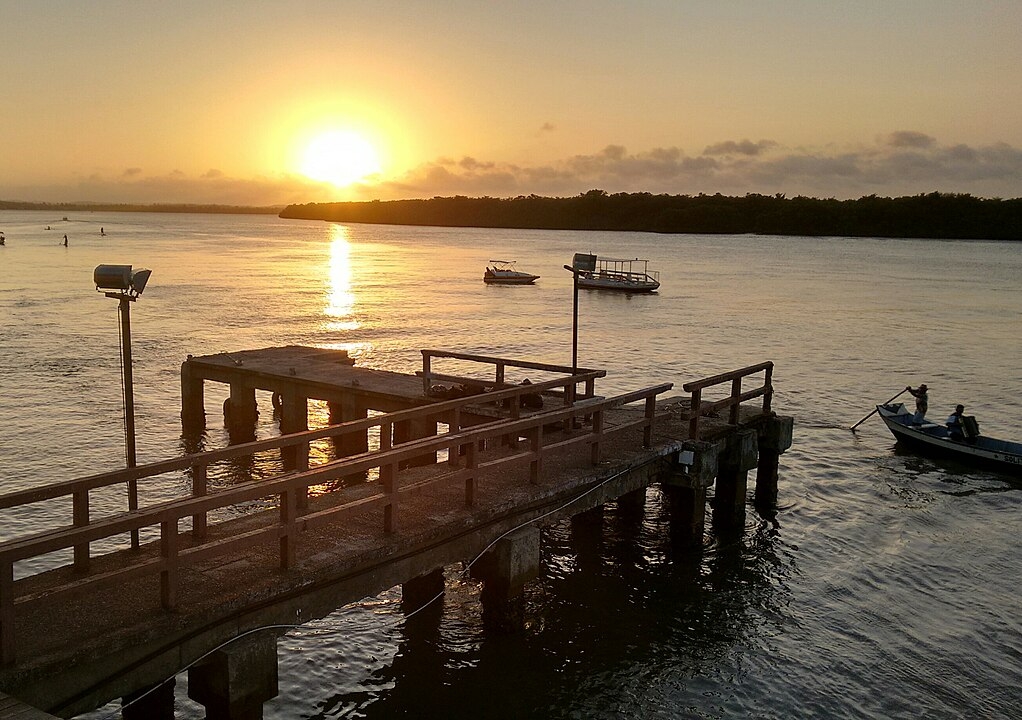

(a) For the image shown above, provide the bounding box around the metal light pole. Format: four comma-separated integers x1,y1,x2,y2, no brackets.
562,264,579,373
564,254,596,376
95,265,152,549
117,293,137,470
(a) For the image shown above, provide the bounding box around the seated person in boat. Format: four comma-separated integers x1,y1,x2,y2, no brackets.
946,404,965,440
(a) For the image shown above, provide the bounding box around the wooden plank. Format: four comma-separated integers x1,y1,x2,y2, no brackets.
15,558,164,606
0,692,59,719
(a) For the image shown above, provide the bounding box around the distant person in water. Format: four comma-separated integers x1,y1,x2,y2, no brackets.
907,384,928,423
63,234,68,246
0,232,5,246
100,227,105,236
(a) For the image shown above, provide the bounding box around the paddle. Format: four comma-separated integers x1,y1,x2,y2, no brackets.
850,388,909,431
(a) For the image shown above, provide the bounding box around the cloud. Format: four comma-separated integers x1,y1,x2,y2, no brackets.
703,139,777,156
3,132,1022,205
884,131,936,149
382,133,1022,200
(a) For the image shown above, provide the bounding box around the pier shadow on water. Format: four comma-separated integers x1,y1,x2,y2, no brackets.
293,488,794,720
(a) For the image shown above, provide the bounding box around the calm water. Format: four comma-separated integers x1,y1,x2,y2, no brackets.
1,211,1021,718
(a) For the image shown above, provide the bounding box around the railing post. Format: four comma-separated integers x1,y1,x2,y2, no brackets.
465,439,477,506
160,519,178,610
563,380,577,431
644,395,656,448
590,409,604,464
689,388,702,440
529,425,544,483
763,363,774,414
0,559,14,665
585,377,595,399
448,408,461,468
495,362,505,387
73,488,90,572
506,396,520,448
279,488,296,570
729,377,742,425
421,351,432,395
380,422,397,533
191,462,208,540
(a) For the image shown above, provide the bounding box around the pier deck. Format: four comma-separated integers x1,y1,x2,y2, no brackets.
0,349,789,717
184,345,425,406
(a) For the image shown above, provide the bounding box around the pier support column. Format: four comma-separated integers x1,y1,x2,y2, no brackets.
394,418,438,469
755,416,793,509
402,567,445,614
474,527,541,632
617,487,647,514
712,430,758,532
328,396,369,457
662,441,718,548
122,677,175,720
181,357,206,434
188,632,278,720
571,505,604,571
224,385,258,444
616,487,647,529
279,392,309,474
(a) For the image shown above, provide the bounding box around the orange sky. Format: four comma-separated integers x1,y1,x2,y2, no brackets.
3,2,1021,205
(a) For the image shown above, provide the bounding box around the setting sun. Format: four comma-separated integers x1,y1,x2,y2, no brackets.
300,130,381,187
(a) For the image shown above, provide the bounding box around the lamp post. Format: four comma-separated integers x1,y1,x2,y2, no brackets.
95,264,152,549
563,253,596,376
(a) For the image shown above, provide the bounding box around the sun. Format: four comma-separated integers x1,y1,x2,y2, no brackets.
300,130,381,187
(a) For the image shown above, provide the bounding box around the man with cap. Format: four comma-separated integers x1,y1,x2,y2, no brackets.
907,384,929,424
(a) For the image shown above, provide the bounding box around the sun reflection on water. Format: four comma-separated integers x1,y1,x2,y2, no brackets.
326,226,358,331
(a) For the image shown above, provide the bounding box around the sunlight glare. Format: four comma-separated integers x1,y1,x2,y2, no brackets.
326,226,359,331
301,130,381,187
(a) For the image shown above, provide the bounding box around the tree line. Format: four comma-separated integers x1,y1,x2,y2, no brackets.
0,201,282,215
279,191,1022,240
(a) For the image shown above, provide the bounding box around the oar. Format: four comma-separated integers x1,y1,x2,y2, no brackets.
850,388,909,431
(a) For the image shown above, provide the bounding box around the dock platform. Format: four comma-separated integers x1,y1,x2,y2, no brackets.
0,349,791,717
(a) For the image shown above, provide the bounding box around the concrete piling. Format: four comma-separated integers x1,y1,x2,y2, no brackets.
662,441,717,547
180,357,206,435
224,385,258,443
754,416,793,509
402,568,446,613
712,429,759,531
474,527,541,632
187,633,278,720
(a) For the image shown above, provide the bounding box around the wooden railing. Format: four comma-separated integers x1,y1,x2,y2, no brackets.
0,379,670,664
681,362,773,440
420,349,607,401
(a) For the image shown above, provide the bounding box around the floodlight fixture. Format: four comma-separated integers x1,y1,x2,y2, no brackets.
94,264,152,549
94,264,152,300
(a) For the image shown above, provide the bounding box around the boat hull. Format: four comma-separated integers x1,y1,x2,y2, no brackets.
877,403,1022,476
483,273,539,285
577,276,659,293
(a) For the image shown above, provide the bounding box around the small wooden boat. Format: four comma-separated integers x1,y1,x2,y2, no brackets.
576,256,660,293
877,402,1022,475
483,260,539,285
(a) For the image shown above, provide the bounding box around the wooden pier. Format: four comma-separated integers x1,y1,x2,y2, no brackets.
0,348,791,718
